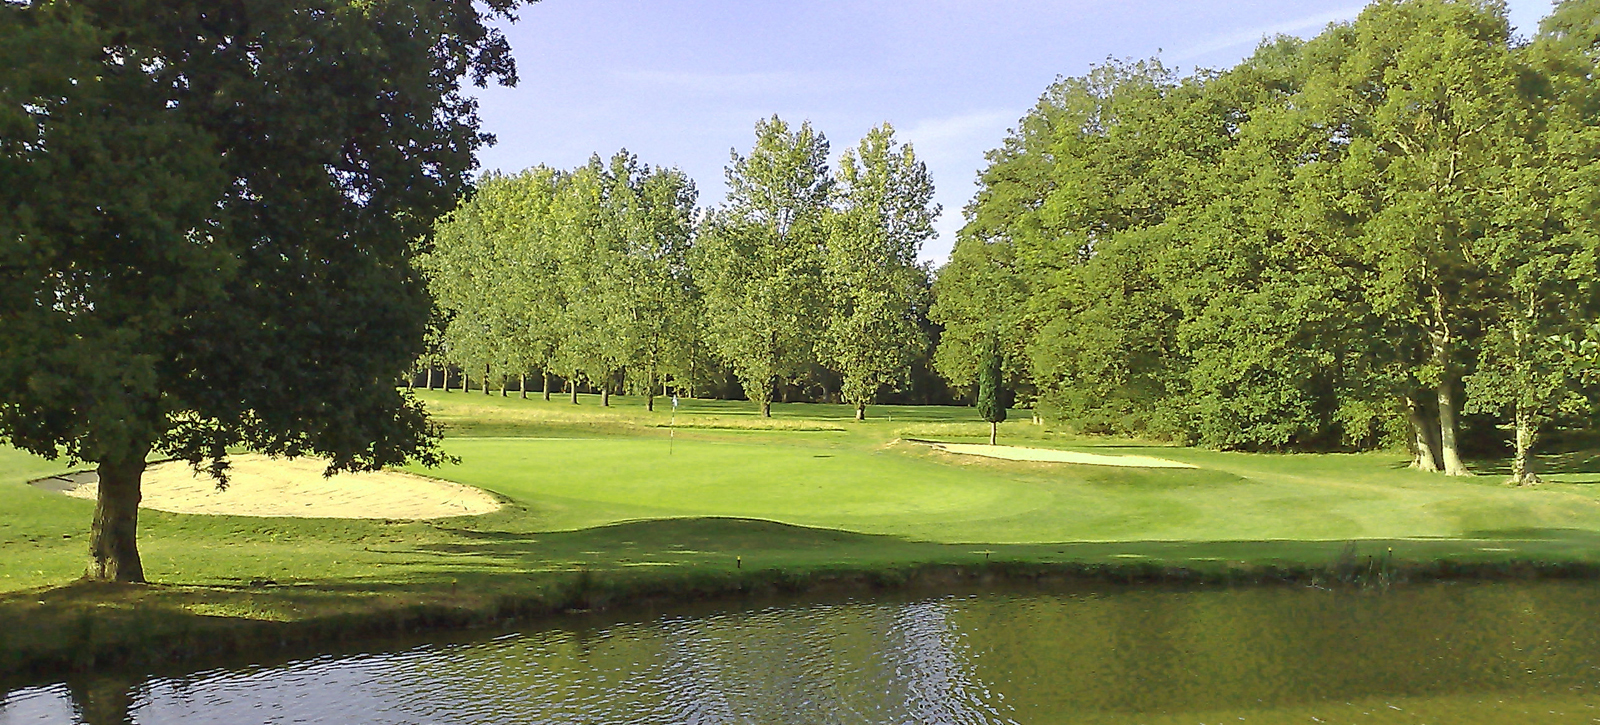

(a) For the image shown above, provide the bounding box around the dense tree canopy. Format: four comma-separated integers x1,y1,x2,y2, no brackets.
0,0,521,580
934,0,1600,482
423,0,1600,487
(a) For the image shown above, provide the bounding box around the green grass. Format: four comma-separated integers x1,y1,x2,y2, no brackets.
408,390,1600,547
8,391,1600,676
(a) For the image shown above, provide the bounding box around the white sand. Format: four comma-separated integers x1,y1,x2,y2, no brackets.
920,442,1198,469
43,454,500,519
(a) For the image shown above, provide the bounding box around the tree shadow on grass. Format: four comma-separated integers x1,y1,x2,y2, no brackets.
1462,450,1600,483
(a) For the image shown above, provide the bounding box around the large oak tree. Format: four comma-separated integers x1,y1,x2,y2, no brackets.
0,0,521,581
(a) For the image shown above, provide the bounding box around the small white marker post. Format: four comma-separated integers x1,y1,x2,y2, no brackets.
670,393,679,456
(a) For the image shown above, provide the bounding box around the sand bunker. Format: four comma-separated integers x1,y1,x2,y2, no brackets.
34,454,500,519
919,442,1198,469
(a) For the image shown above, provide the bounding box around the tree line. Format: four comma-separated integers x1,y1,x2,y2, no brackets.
932,0,1600,482
422,0,1600,482
421,118,944,419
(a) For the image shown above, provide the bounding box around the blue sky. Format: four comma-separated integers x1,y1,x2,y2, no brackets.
472,0,1555,265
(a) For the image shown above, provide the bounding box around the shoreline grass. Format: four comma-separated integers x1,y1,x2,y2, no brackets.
8,391,1600,682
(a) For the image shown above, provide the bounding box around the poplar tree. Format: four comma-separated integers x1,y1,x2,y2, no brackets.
823,124,938,420
425,167,565,399
618,163,699,412
697,116,831,416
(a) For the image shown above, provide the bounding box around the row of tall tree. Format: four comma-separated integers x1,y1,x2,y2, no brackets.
423,118,941,418
422,154,701,410
932,0,1600,482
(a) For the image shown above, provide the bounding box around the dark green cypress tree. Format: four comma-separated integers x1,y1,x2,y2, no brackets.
976,339,1006,445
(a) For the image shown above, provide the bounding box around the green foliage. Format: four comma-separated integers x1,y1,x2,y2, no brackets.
937,0,1600,462
425,118,947,413
426,167,565,392
0,0,520,473
929,231,1028,396
426,151,700,404
976,340,1007,425
696,116,832,414
822,124,938,418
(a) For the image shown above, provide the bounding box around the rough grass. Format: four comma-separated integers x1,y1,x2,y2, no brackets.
9,391,1600,679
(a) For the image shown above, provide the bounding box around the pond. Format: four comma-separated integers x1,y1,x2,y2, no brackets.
5,579,1600,724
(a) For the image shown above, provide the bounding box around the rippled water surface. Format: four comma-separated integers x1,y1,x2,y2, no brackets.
7,580,1600,724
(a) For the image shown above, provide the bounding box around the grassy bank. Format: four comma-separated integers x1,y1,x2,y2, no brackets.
7,391,1600,680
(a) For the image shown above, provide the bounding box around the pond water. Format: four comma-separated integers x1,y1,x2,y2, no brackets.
5,580,1600,724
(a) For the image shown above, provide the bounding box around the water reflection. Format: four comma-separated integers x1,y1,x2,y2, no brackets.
7,580,1600,724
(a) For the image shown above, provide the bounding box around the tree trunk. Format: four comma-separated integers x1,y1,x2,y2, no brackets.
427,367,437,391
1428,294,1471,477
570,376,579,404
1511,403,1542,486
89,451,148,582
855,402,865,421
483,364,491,395
443,368,452,392
462,370,469,393
990,421,998,446
68,675,138,725
1406,393,1443,472
543,371,551,401
519,373,527,399
1437,375,1471,476
646,369,655,412
761,400,771,417
602,384,610,407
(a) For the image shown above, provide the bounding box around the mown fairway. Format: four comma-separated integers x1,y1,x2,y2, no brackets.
414,391,1600,542
7,392,1600,621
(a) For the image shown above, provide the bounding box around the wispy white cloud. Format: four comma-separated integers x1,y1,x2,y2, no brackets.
898,109,1015,166
1171,5,1365,62
894,110,1019,265
615,69,855,95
